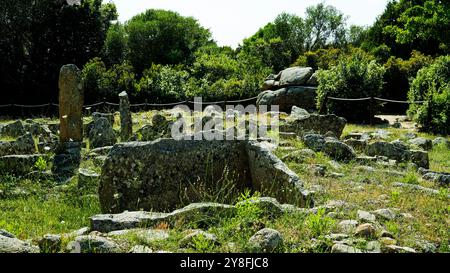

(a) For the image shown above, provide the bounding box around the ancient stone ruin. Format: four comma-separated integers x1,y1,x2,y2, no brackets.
53,64,84,180
257,67,318,113
58,64,84,143
119,91,132,141
99,133,311,213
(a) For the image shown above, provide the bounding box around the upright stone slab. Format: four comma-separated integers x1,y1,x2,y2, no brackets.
59,64,84,143
119,91,132,141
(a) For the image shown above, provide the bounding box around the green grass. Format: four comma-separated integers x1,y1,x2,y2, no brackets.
0,115,449,253
0,175,100,240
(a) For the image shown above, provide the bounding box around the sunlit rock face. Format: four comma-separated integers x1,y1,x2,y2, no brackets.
99,137,312,213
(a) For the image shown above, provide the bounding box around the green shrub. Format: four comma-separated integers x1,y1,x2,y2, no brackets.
292,48,342,70
136,64,190,103
407,55,450,134
82,58,137,103
34,157,48,172
316,51,385,123
305,208,335,237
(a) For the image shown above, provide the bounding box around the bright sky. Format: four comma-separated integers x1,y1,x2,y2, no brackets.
110,0,390,48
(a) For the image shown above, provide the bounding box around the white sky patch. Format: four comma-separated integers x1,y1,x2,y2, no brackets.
108,0,389,48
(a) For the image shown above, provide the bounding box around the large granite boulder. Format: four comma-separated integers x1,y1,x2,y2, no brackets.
0,234,39,253
99,137,310,213
366,141,409,161
282,107,347,138
279,67,314,86
257,87,317,113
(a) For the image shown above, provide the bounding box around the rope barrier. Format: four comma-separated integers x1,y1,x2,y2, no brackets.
0,96,425,112
327,96,372,101
374,97,425,104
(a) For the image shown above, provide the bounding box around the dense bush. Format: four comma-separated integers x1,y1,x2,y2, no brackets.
292,48,342,70
316,51,385,123
407,56,450,135
126,9,212,74
136,64,190,103
82,58,137,103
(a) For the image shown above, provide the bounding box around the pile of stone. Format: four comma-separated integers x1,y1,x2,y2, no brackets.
257,67,318,113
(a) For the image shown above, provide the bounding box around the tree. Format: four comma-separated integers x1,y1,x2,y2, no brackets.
0,0,117,104
304,3,348,51
316,50,385,123
126,9,212,74
384,0,450,55
102,23,127,66
240,4,347,72
407,56,450,134
363,0,449,58
240,12,305,72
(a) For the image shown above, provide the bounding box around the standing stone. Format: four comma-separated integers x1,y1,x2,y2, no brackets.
119,91,132,141
59,64,84,144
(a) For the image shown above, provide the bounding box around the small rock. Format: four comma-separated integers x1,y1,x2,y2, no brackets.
248,228,283,253
0,235,39,253
338,220,358,233
325,234,349,241
129,245,153,253
408,137,432,150
66,235,119,253
432,137,449,148
179,230,218,249
357,210,376,222
331,243,362,253
38,234,62,253
354,223,376,238
373,208,397,221
366,241,381,253
379,237,397,246
383,245,416,253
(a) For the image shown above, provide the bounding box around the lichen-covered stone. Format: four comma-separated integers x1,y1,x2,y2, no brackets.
248,228,283,253
257,87,317,113
59,64,84,143
283,108,347,138
88,117,116,149
99,138,311,213
0,235,39,253
119,91,132,141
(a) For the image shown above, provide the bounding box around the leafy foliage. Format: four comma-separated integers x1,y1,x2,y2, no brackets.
126,9,212,74
0,0,117,104
408,56,450,134
316,50,385,122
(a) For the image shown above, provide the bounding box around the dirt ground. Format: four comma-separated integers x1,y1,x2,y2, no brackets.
376,114,418,130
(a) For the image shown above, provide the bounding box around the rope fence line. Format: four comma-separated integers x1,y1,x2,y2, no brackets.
0,95,425,109
326,96,426,104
